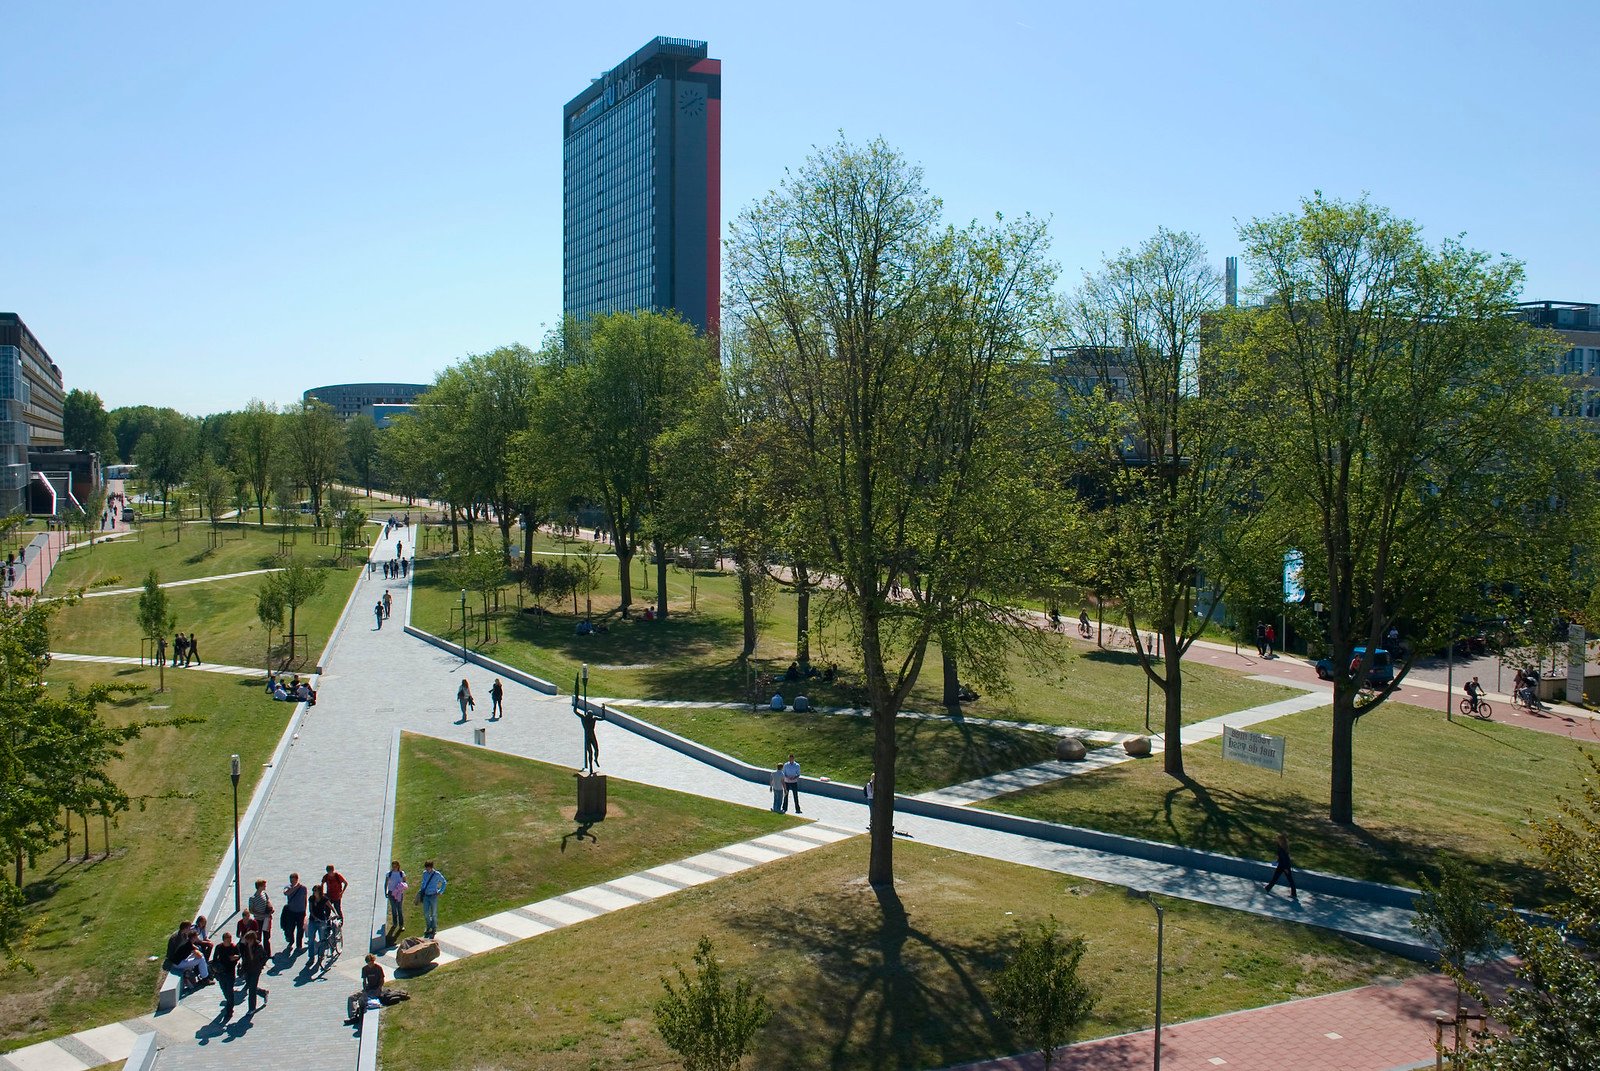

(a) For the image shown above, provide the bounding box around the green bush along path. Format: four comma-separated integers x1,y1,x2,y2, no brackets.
393,734,801,923
0,664,289,1051
381,838,1417,1071
989,701,1591,904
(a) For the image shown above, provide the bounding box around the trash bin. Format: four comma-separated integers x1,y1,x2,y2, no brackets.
473,727,486,746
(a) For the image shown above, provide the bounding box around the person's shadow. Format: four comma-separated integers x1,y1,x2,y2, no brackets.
561,821,599,852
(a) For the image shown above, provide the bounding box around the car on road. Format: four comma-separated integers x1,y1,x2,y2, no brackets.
1315,646,1394,685
120,507,139,523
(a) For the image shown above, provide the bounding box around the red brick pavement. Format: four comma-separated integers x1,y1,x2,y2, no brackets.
947,966,1511,1071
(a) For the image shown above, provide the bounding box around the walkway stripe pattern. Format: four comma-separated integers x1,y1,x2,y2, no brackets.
49,652,267,678
412,822,858,968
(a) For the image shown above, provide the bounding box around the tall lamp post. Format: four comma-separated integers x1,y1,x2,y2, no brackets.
459,588,468,659
1129,888,1164,1070
230,754,242,915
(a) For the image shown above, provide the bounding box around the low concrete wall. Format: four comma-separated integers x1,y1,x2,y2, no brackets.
126,1031,160,1071
600,704,1422,914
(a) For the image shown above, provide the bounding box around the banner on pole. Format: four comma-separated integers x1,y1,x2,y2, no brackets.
1283,549,1305,604
1223,724,1285,773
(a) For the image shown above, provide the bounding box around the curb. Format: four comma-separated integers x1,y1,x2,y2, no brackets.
597,704,1429,920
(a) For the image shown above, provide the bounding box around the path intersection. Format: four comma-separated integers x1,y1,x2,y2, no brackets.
4,523,1548,1070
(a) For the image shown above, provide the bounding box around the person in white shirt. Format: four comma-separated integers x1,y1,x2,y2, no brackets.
769,764,786,813
781,754,802,815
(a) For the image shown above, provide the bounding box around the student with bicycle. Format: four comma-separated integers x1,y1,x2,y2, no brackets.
1078,609,1092,638
1465,676,1485,715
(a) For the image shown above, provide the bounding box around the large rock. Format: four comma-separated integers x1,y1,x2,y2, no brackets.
1123,736,1152,758
396,936,439,970
1056,737,1088,761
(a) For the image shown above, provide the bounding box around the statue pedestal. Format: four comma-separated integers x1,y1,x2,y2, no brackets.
576,773,608,822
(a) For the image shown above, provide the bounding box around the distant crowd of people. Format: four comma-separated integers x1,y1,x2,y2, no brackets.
156,631,204,667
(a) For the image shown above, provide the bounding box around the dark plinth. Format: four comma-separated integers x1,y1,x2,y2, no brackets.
576,773,608,822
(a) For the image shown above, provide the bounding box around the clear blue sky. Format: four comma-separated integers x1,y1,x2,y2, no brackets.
3,0,1595,413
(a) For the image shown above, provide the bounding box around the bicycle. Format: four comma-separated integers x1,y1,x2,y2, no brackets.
1457,696,1492,720
1077,619,1092,639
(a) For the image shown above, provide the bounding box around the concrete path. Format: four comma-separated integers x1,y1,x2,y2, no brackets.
916,681,1329,806
48,652,268,678
9,527,1430,1071
68,568,284,599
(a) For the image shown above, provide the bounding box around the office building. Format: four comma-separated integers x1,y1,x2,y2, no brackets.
304,383,428,427
563,37,721,334
0,313,68,515
1516,301,1600,419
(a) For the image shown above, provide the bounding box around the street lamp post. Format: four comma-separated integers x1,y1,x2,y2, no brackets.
1128,889,1165,1070
460,588,468,659
230,754,242,916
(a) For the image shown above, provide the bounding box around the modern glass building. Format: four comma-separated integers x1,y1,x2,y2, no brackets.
0,314,67,515
562,37,721,334
304,383,428,427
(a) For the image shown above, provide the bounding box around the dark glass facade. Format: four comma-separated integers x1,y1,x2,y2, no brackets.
0,314,67,514
563,37,721,334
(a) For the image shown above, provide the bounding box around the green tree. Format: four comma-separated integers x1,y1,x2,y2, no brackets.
728,137,1058,887
281,400,342,521
993,918,1097,1069
1059,229,1261,775
259,557,327,664
1458,754,1600,1070
1231,194,1597,824
446,548,507,642
63,389,118,459
231,401,280,526
135,570,174,691
256,580,285,665
1410,860,1499,1022
653,935,769,1071
193,454,232,531
345,413,378,495
540,311,713,619
131,410,195,518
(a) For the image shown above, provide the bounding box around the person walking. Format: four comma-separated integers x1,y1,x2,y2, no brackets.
769,763,786,813
374,601,385,630
456,679,474,723
864,774,875,830
172,631,186,667
240,930,269,1013
155,635,166,667
418,860,447,938
1254,622,1266,657
247,879,274,955
212,932,241,1021
489,678,505,720
1262,832,1298,901
384,860,407,938
187,631,200,666
307,886,334,965
382,590,392,619
281,873,309,954
1264,623,1276,658
781,753,803,815
322,864,348,921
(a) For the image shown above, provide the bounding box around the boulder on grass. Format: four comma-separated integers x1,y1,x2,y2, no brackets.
395,936,439,970
1056,737,1088,762
1123,736,1152,758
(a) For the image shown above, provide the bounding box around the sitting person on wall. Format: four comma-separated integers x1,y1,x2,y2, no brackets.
576,619,593,636
294,681,317,705
785,661,800,681
642,606,655,621
344,954,386,1024
770,691,785,712
270,680,292,701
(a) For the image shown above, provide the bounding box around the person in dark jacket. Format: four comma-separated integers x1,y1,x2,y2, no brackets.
1262,832,1298,901
281,873,309,954
212,932,241,1021
165,921,211,986
240,930,269,1012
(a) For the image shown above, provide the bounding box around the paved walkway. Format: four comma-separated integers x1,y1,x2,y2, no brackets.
48,652,267,678
68,567,284,599
0,528,1448,1071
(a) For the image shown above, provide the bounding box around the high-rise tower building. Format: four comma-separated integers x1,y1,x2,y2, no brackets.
562,37,721,334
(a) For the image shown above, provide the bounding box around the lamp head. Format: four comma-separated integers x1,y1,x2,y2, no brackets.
582,663,589,683
230,754,241,780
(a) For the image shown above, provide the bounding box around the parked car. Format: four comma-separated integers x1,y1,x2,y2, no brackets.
1315,646,1394,685
120,507,139,523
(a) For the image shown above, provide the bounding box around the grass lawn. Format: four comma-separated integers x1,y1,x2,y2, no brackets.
380,837,1417,1071
45,524,353,593
48,562,360,671
988,701,1593,905
630,706,1066,794
0,663,290,1051
410,552,1296,730
393,735,802,923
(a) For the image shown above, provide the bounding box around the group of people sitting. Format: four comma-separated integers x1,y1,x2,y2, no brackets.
267,672,317,705
784,661,838,682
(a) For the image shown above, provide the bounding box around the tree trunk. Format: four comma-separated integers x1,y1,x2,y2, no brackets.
941,643,961,711
257,495,266,528
616,547,634,616
863,612,899,889
738,559,757,658
449,506,460,553
80,812,89,861
795,564,811,668
64,810,71,862
498,513,514,563
1330,698,1357,824
521,511,535,565
288,605,299,662
654,538,668,620
14,849,21,888
1160,625,1184,778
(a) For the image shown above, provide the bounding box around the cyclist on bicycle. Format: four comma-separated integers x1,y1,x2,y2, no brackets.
1465,676,1484,714
1078,610,1092,638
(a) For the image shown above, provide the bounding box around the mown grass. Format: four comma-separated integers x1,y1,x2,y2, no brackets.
391,734,801,924
409,547,1296,728
45,523,349,592
380,837,1417,1071
0,663,290,1051
629,706,1065,794
48,561,361,671
987,701,1593,905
